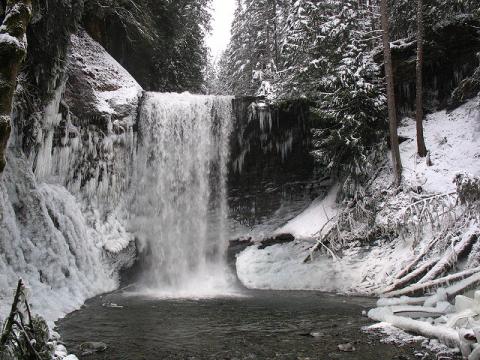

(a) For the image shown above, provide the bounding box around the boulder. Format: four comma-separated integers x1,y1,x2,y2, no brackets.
79,341,108,356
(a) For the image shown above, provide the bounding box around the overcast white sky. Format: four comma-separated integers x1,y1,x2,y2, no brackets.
206,0,236,60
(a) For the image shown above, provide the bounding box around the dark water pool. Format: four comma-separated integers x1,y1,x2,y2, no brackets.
57,290,433,360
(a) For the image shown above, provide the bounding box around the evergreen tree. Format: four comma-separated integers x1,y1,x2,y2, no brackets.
306,1,389,190
388,0,479,40
381,0,402,185
220,0,282,95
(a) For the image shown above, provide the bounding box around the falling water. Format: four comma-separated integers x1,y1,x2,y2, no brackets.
130,92,236,297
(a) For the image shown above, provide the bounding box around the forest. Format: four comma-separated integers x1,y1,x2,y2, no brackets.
0,0,479,359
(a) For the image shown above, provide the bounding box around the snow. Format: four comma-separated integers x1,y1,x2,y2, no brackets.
365,322,458,356
399,98,480,193
0,33,25,50
368,290,480,357
236,234,415,293
237,242,353,292
368,307,461,348
69,30,142,116
236,97,480,298
274,184,339,239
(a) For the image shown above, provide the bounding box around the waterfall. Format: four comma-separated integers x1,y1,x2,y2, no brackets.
130,92,236,297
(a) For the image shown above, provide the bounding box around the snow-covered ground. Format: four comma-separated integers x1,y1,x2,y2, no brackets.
236,232,414,294
235,97,480,294
399,98,480,193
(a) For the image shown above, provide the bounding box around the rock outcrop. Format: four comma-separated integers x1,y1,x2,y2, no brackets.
228,98,324,228
82,0,208,92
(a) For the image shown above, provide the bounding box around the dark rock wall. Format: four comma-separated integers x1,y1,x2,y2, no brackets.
227,98,326,228
13,0,84,157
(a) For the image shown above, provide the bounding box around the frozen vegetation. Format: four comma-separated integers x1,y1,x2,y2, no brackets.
235,97,480,354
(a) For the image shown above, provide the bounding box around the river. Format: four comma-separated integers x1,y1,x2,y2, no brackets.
57,289,433,359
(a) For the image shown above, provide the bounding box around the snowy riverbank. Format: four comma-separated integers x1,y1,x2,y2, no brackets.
236,96,480,293
235,97,480,355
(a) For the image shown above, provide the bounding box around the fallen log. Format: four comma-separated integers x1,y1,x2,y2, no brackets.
303,218,337,263
384,257,438,293
390,305,447,319
368,308,460,348
377,296,428,307
383,267,480,298
420,232,478,283
444,272,480,301
394,235,441,280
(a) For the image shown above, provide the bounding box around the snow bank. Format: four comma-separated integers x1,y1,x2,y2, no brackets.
274,185,339,239
236,235,414,293
237,242,353,291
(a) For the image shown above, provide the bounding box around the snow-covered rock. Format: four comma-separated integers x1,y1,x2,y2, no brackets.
0,29,142,326
274,184,339,240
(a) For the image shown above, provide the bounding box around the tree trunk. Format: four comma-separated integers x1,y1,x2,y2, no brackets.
380,0,402,185
0,279,23,347
383,267,480,298
0,0,32,173
415,0,428,157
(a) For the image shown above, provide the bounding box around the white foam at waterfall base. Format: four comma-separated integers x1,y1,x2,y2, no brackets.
129,92,240,298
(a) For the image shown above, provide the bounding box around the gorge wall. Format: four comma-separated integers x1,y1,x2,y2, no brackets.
227,98,326,232
0,28,140,322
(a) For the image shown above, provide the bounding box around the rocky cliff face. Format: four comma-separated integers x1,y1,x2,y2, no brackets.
228,98,329,232
0,25,140,322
